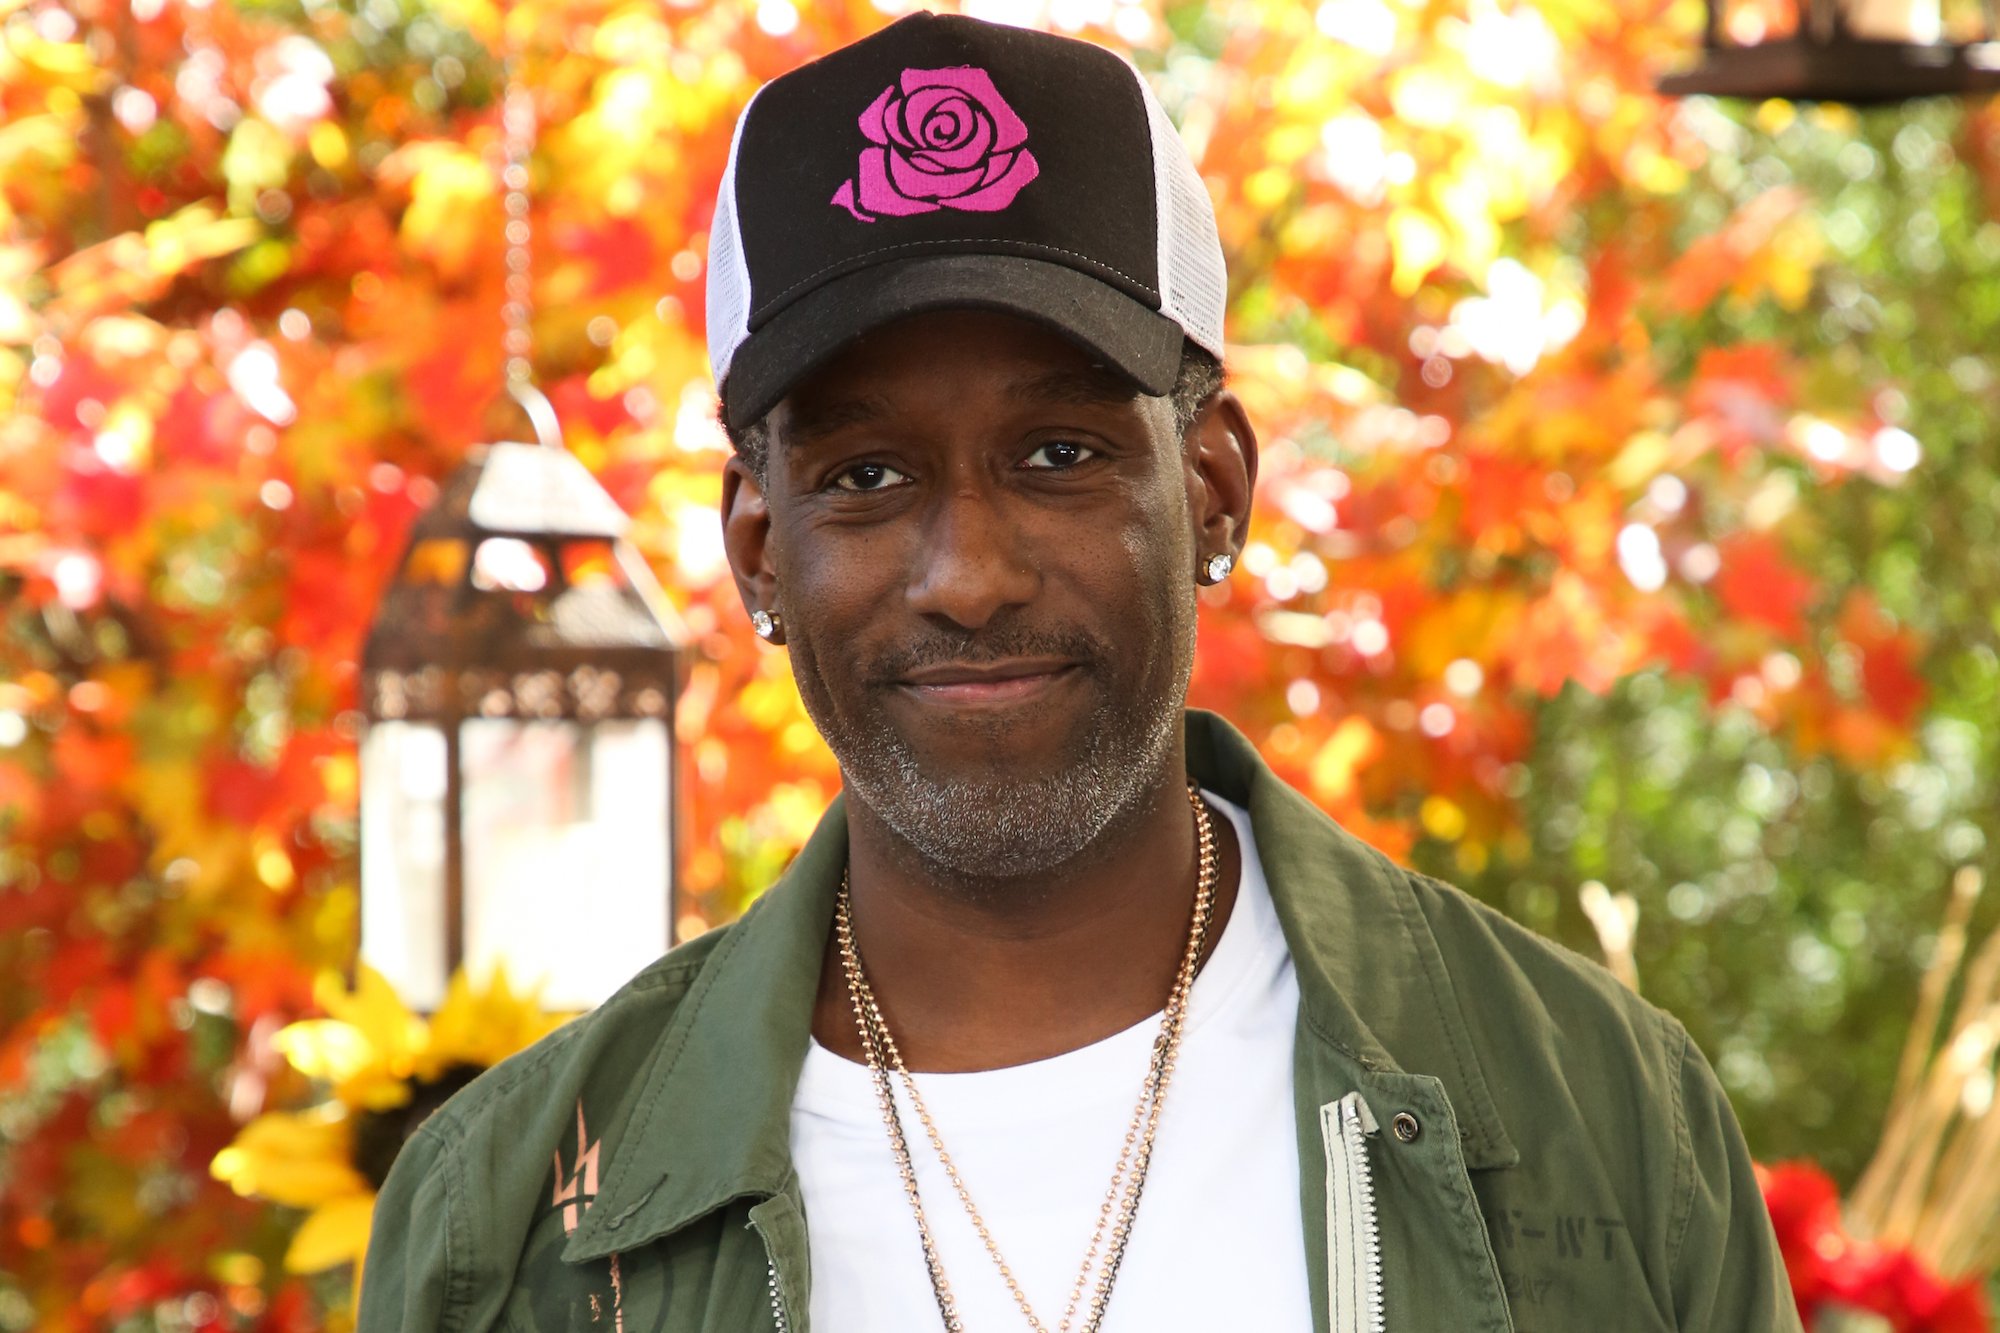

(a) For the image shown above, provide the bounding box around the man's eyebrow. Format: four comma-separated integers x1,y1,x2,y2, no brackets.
1007,366,1143,408
785,394,894,443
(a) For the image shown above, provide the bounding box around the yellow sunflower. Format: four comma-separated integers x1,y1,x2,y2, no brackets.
212,964,570,1290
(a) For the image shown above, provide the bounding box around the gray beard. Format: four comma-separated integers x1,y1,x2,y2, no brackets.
798,629,1193,885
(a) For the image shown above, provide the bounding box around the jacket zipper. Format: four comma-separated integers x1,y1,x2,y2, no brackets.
765,1257,789,1333
1321,1091,1385,1333
749,1209,791,1333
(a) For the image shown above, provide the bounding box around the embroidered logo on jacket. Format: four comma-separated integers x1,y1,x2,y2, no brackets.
552,1098,602,1235
550,1099,626,1330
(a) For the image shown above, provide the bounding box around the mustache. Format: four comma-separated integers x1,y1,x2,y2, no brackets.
867,624,1107,684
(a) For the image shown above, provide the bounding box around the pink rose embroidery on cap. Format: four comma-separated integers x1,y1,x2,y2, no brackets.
831,66,1040,221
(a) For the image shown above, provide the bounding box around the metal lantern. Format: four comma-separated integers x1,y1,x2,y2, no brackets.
1660,0,2000,103
358,385,684,1012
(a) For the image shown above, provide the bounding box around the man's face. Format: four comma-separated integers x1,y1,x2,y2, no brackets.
726,310,1217,882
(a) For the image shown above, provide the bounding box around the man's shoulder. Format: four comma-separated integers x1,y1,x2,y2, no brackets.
1400,864,1681,1051
1386,860,1693,1153
1373,864,1793,1328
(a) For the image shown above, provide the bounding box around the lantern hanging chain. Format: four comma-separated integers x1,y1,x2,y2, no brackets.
501,51,536,388
496,46,565,452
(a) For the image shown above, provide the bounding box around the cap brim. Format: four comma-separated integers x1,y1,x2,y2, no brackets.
720,253,1185,432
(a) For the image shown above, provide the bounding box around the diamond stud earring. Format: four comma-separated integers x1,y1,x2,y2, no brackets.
751,609,782,641
1203,553,1234,584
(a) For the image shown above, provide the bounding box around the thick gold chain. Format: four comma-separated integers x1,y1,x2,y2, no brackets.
834,782,1219,1333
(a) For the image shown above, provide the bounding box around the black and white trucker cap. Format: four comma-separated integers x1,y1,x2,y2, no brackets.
706,11,1227,432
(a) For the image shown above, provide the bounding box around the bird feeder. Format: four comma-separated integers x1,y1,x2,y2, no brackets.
1660,0,2000,103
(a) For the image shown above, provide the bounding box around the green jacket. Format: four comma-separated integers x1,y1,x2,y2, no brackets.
359,712,1801,1333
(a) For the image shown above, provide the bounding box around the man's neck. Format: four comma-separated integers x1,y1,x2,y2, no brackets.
810,763,1244,1074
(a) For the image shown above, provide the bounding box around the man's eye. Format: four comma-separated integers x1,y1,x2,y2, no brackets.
1022,441,1096,470
832,462,911,492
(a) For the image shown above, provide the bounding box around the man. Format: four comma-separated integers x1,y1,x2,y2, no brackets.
361,14,1801,1332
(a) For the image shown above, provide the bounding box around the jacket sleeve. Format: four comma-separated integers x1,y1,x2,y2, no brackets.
357,1119,457,1333
1666,1021,1804,1332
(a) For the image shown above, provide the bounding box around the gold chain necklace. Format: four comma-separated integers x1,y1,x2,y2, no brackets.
833,781,1218,1333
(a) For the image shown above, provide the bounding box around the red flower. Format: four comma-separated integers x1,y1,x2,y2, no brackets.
1760,1161,1845,1311
1758,1160,1992,1333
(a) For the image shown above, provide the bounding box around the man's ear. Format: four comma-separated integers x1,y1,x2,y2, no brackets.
1185,389,1258,572
721,455,779,630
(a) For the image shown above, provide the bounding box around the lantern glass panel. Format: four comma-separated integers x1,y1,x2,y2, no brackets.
359,721,451,1012
460,717,671,1010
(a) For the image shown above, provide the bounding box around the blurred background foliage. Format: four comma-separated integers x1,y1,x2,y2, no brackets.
4,0,2000,1324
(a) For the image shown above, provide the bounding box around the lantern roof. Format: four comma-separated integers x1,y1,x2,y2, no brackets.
466,440,634,539
361,441,687,720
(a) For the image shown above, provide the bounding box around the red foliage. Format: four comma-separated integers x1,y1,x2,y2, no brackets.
1761,1162,1992,1333
1714,533,1819,639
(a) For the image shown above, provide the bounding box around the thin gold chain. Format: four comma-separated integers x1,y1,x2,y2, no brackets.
834,782,1219,1333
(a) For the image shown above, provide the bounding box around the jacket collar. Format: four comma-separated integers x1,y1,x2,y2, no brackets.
1185,712,1518,1171
566,710,1515,1262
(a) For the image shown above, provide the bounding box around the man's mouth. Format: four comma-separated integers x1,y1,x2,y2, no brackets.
893,657,1081,706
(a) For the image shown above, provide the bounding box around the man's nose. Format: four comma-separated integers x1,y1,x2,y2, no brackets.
905,478,1039,631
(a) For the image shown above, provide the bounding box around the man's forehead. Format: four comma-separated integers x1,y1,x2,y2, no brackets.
778,326,1149,442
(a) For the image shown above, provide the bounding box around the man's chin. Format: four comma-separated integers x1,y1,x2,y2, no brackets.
826,692,1182,883
885,709,1101,783
841,756,1123,882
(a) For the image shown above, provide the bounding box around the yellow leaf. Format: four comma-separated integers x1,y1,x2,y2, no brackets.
391,143,494,278
419,963,568,1078
1388,67,1465,130
1421,795,1467,841
284,1194,378,1274
1263,123,1320,167
432,0,500,44
592,7,673,64
321,752,359,807
94,400,153,471
308,121,349,171
1309,716,1380,805
303,965,428,1107
320,966,425,1059
740,677,798,730
145,204,263,276
0,288,36,343
212,1110,370,1209
1407,589,1527,683
11,32,109,89
1245,167,1292,211
256,836,295,890
221,118,295,216
272,1019,375,1085
1753,98,1796,135
1437,172,1499,279
1605,431,1673,491
1387,208,1446,297
1633,150,1688,196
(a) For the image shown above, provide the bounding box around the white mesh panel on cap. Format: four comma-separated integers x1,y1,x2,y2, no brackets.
705,88,761,388
1134,68,1227,359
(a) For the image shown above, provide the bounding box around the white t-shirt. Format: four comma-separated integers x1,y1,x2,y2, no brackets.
789,793,1312,1333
